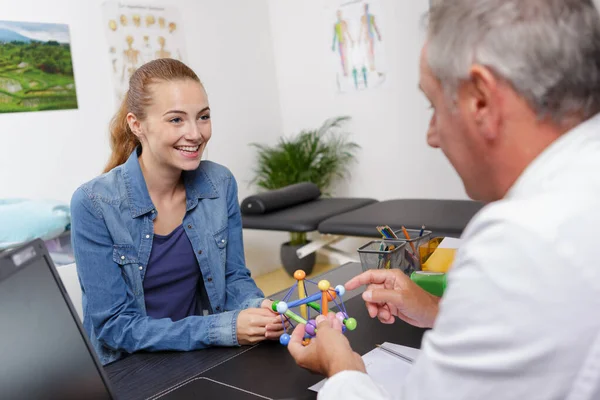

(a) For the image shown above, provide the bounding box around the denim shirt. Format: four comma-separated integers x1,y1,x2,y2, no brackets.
70,149,265,365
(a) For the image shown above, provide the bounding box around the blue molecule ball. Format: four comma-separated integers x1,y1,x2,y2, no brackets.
335,285,346,297
280,333,291,346
276,301,288,314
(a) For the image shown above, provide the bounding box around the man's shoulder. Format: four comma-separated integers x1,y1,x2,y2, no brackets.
460,190,600,273
466,188,598,242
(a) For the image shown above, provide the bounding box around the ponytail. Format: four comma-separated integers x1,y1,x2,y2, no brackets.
103,94,139,173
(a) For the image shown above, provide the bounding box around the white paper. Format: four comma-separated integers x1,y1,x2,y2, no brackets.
437,237,462,249
309,342,420,393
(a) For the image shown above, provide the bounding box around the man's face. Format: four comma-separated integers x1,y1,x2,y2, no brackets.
418,44,491,201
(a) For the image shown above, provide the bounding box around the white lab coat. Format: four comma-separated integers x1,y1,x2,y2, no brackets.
319,114,600,400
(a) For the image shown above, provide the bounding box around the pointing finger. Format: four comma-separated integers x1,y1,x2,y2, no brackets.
345,269,400,291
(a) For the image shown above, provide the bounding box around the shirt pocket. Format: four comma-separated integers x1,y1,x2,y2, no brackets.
112,244,141,292
213,228,228,267
213,228,228,249
113,244,138,265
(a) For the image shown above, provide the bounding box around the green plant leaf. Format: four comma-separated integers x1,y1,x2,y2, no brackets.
248,116,360,196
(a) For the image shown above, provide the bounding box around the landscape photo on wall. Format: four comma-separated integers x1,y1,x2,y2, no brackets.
0,20,78,113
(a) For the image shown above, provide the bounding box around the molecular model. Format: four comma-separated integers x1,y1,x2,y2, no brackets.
272,270,357,346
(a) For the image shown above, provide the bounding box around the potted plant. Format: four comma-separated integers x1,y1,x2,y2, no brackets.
249,116,360,276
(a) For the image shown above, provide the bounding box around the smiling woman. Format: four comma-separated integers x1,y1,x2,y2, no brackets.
69,58,284,366
103,59,208,173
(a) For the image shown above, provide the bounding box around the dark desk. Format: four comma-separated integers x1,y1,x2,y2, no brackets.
106,263,426,400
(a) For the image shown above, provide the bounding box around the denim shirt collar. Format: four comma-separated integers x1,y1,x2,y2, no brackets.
122,147,219,218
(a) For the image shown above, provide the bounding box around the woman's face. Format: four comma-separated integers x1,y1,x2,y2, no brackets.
129,79,211,173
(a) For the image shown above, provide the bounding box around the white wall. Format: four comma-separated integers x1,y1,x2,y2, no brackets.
267,0,467,201
0,0,286,275
0,0,283,202
0,0,470,276
0,0,113,203
264,0,468,263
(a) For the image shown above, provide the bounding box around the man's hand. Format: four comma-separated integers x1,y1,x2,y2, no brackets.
288,314,366,377
345,269,440,328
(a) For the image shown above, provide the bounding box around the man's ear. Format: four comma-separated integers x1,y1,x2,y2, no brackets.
465,65,502,141
126,113,142,139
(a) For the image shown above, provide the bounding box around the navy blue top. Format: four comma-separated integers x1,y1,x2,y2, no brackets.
144,225,211,321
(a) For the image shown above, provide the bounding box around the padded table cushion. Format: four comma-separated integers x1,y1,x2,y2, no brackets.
242,198,377,232
318,199,484,238
240,182,321,215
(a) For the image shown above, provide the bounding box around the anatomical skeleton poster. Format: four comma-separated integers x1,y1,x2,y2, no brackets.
102,1,186,102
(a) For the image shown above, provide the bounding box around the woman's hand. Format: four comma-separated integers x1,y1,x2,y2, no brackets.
236,307,287,345
261,299,274,310
261,299,291,339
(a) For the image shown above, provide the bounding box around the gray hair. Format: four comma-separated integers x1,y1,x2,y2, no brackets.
426,0,600,123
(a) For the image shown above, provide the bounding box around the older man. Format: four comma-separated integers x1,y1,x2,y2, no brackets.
288,1,600,399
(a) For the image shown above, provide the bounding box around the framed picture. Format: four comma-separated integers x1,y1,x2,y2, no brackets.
0,20,78,113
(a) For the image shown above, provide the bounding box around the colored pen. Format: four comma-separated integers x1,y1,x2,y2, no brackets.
376,344,414,364
384,244,395,269
377,225,397,239
377,241,386,268
385,226,398,239
401,226,417,254
377,226,390,238
419,225,425,237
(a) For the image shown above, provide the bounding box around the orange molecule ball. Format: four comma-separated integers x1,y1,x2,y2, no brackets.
325,289,337,301
294,270,306,280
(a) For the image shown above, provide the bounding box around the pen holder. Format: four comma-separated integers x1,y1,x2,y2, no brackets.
420,237,457,273
357,239,409,274
392,228,433,271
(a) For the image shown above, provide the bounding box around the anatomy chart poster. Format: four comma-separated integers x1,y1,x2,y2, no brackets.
102,1,186,102
328,0,388,93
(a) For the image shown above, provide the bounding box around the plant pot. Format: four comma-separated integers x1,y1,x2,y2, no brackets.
280,241,316,277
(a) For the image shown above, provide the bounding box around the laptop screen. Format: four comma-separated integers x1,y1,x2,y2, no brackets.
0,243,112,399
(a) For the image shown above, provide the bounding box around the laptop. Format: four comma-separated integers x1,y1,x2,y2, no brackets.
0,239,115,400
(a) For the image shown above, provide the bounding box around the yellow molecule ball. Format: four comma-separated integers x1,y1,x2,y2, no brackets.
318,280,331,291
